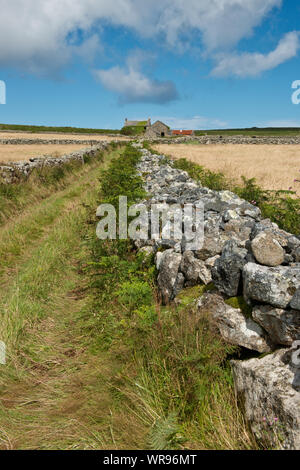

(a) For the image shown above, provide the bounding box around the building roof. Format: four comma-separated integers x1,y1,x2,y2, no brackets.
151,120,170,129
172,130,194,135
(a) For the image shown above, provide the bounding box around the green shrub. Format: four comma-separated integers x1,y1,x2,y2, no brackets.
116,280,153,313
120,125,146,136
173,158,229,191
173,158,300,235
100,144,146,208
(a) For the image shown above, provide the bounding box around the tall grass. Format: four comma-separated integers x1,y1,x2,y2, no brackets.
85,143,257,449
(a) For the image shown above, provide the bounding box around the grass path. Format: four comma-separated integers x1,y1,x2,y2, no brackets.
0,148,144,449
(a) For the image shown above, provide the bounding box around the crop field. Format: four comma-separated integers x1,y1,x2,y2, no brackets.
0,132,128,142
154,143,300,196
0,144,94,163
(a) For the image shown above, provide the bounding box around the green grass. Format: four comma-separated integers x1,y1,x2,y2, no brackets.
0,123,120,134
84,144,257,450
195,127,300,137
0,144,122,225
0,143,257,450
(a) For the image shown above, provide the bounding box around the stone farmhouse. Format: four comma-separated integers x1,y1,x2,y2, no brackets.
123,117,195,137
124,117,172,137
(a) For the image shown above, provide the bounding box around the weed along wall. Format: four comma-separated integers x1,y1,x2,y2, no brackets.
128,142,300,449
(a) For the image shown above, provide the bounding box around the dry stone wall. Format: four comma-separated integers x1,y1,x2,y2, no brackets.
0,136,123,145
148,135,300,145
0,141,120,184
133,142,300,449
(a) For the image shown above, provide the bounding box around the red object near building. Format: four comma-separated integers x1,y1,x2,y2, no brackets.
172,130,194,135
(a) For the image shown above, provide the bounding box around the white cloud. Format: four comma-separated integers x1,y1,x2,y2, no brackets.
212,31,300,77
153,115,228,129
95,62,178,104
0,0,283,75
157,0,282,51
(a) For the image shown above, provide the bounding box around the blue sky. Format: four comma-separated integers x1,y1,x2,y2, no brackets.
0,0,300,130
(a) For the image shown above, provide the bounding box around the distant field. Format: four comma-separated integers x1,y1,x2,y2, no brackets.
0,144,92,163
195,127,300,137
2,123,300,137
154,144,300,196
0,132,128,142
0,123,120,134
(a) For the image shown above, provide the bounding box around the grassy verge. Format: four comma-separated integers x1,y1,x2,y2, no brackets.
84,144,257,449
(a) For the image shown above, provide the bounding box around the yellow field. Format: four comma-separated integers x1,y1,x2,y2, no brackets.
0,144,95,163
154,144,300,196
0,132,128,142
0,131,128,142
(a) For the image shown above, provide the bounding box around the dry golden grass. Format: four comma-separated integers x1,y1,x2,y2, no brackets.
154,144,300,196
0,144,97,163
0,132,128,142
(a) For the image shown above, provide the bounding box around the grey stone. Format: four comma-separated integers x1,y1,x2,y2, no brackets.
198,293,271,353
174,273,185,297
243,263,300,309
155,251,164,270
204,255,220,268
157,250,182,304
291,289,300,311
253,305,300,346
287,236,300,253
212,240,248,296
295,247,300,263
223,218,253,242
231,350,300,450
138,246,155,257
180,251,212,286
194,233,224,260
251,231,285,267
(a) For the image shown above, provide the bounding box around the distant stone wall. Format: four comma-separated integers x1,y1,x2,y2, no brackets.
0,136,124,145
146,135,300,145
0,141,122,184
